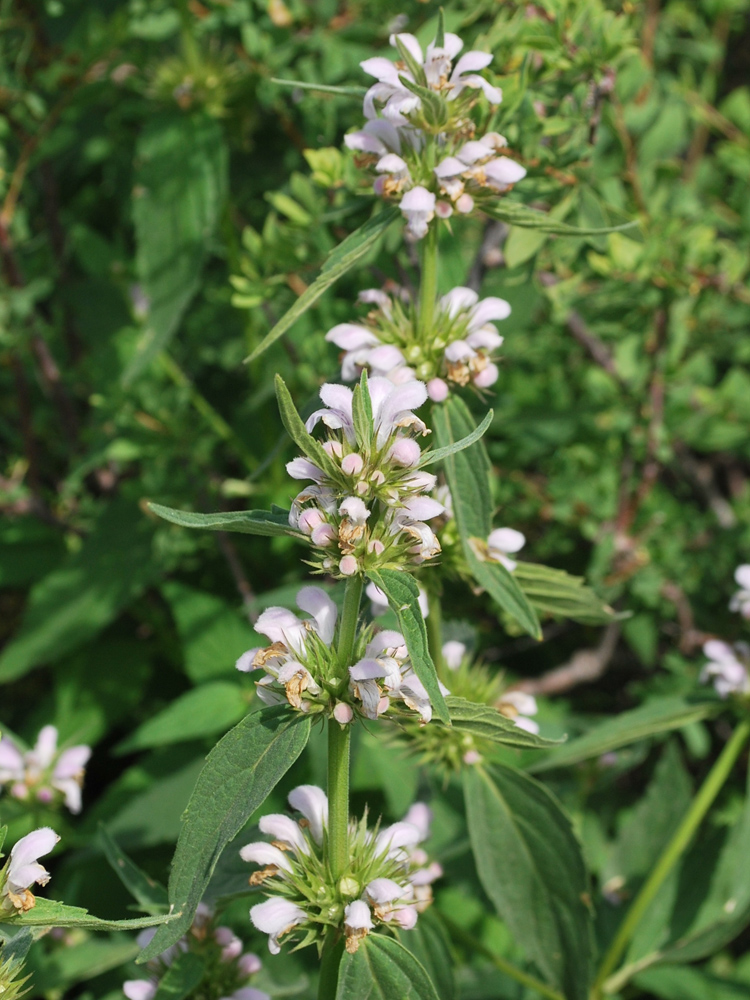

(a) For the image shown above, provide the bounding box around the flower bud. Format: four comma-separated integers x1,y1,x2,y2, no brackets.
333,703,354,725
426,378,449,402
340,555,358,576
389,438,421,467
341,453,364,476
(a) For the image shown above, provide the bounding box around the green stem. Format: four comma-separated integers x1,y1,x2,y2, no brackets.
592,719,750,997
441,916,565,1000
326,575,362,885
427,589,444,674
318,930,344,999
417,221,439,342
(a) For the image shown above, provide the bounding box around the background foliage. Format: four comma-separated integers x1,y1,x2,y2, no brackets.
1,0,750,997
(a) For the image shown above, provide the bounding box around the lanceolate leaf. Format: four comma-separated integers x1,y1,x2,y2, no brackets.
246,207,399,362
528,697,721,773
148,503,304,539
464,764,594,1000
352,370,374,450
152,952,205,1000
6,898,175,931
99,826,168,911
432,397,541,639
274,375,341,480
405,911,456,1000
419,409,493,467
513,561,617,626
270,77,367,98
336,935,440,1000
445,696,562,749
483,199,641,238
138,706,311,962
367,569,450,725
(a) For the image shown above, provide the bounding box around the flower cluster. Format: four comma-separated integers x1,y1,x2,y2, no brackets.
0,828,60,915
346,29,526,238
0,726,91,814
124,909,268,1000
288,379,444,575
326,285,511,398
730,565,750,619
701,639,750,699
236,586,447,724
243,785,440,955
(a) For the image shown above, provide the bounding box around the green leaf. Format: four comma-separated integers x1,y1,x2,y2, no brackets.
528,697,721,773
398,75,445,126
246,208,399,362
483,199,642,238
419,409,493,467
434,8,445,48
138,706,311,962
366,569,450,725
124,112,228,383
464,764,594,1000
392,38,426,86
99,826,168,912
270,78,367,98
29,936,140,994
513,561,617,626
0,499,158,683
336,935,440,1000
633,965,750,1000
114,682,248,754
274,374,341,480
404,911,456,1000
444,696,562,749
148,503,304,539
5,898,174,931
352,370,374,450
432,397,541,639
153,952,205,1000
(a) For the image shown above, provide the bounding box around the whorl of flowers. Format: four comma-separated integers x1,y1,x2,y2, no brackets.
730,565,750,619
326,285,510,399
287,378,444,576
701,640,750,699
0,726,91,814
0,827,60,914
345,26,526,238
235,586,448,725
242,786,440,955
124,908,268,1000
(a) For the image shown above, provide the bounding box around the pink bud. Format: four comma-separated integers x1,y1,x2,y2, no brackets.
463,750,481,765
367,539,385,556
311,523,336,547
36,787,54,804
426,378,449,402
373,176,386,195
473,363,499,388
342,453,364,476
456,193,474,214
435,200,453,218
376,696,390,716
237,952,263,977
333,703,354,724
11,783,29,800
389,438,421,467
323,440,343,458
340,555,359,576
356,480,369,496
298,508,325,534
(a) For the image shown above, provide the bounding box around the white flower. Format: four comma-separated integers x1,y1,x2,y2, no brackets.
730,565,750,619
250,898,307,955
701,640,750,698
0,727,91,814
486,527,526,571
497,690,539,734
239,843,294,873
123,981,157,1000
288,784,328,844
1,827,60,912
367,581,429,618
399,186,435,239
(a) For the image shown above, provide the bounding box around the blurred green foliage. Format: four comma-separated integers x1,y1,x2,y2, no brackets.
1,0,750,997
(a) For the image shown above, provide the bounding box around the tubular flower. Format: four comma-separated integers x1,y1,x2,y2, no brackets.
345,28,525,239
125,908,268,1000
287,379,444,576
730,565,750,619
0,827,60,913
0,726,91,814
496,690,540,734
326,285,510,396
701,640,750,698
349,630,450,724
242,786,440,955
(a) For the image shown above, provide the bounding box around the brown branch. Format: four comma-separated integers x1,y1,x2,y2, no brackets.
215,531,258,623
515,622,621,697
